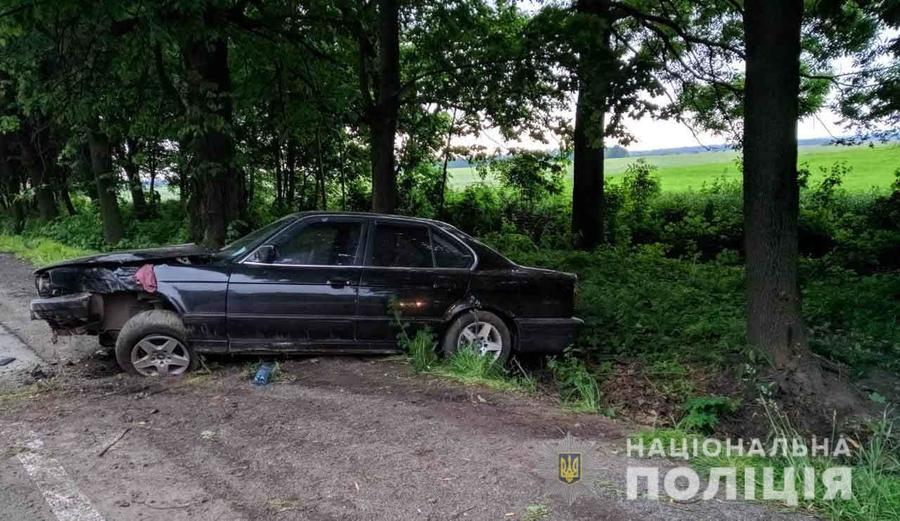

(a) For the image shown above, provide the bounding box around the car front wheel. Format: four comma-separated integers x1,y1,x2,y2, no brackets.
115,310,197,376
442,310,511,365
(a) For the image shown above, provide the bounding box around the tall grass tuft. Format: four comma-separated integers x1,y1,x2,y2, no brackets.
405,328,438,373
548,353,602,413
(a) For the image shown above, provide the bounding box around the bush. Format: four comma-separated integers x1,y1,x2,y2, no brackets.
678,395,740,434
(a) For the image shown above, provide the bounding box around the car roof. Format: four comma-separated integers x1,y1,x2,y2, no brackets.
290,211,456,230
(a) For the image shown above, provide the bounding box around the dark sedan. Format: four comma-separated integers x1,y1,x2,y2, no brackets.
30,212,582,376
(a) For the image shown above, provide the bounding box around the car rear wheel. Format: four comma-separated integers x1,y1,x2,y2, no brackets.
115,310,197,376
442,310,511,365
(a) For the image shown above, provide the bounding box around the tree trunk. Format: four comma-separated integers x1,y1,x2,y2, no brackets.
571,0,611,250
183,33,245,247
88,130,125,244
123,138,148,217
286,137,296,205
0,135,25,231
58,168,77,216
743,0,806,368
370,0,400,213
743,0,866,426
18,125,58,222
437,108,457,218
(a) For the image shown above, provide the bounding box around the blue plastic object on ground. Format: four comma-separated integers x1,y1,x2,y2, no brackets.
253,362,274,386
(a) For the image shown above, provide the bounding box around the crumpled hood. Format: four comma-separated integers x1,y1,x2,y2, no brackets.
34,243,214,274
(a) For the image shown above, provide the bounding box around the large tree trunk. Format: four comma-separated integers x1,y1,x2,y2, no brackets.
743,0,865,426
123,138,148,217
88,129,124,244
571,0,611,250
743,0,805,368
183,33,245,247
370,0,400,213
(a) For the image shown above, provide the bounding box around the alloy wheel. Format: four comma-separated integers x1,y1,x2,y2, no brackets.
457,321,503,361
130,335,191,376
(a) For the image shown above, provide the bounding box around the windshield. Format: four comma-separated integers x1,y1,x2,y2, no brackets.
217,216,295,260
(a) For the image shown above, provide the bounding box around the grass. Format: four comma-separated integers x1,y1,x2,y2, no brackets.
432,345,536,392
448,143,900,192
522,503,551,520
548,353,603,413
0,234,94,266
629,404,900,521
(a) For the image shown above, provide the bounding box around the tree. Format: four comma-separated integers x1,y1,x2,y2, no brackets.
742,0,805,368
570,0,613,250
370,0,401,213
88,127,124,243
532,1,742,249
741,0,874,423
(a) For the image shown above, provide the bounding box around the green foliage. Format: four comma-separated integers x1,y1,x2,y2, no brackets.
441,344,506,382
632,409,900,521
0,235,94,266
547,352,602,413
677,395,740,434
521,503,551,521
402,328,439,374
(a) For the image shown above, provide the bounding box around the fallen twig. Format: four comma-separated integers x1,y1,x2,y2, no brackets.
97,427,131,457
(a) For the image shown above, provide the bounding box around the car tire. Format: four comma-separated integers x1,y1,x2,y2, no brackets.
115,310,197,377
442,310,512,365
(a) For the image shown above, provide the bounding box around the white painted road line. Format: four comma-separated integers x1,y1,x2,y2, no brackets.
16,434,105,521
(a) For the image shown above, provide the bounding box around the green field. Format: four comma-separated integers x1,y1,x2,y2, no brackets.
447,143,900,192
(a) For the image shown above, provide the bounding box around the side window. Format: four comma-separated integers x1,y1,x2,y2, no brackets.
370,224,433,268
266,221,362,265
432,230,474,268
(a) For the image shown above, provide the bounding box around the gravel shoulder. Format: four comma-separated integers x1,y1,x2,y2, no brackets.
0,253,815,521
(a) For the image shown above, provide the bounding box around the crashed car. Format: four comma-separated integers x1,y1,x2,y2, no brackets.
30,212,582,376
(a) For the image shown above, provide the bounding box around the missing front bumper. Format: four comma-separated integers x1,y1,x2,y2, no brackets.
30,292,99,331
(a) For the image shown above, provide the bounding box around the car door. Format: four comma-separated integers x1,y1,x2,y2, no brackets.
227,216,366,352
357,220,474,349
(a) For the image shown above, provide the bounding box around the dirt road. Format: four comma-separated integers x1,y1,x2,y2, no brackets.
0,254,812,520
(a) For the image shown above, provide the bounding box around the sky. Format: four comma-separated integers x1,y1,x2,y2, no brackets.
457,105,846,154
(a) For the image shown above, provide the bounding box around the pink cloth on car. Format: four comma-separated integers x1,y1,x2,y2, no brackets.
135,264,157,293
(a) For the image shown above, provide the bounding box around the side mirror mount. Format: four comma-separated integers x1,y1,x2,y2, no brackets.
256,244,277,264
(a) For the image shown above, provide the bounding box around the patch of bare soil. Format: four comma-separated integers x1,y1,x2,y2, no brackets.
0,354,813,521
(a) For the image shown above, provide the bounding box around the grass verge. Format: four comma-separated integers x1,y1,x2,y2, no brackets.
629,403,900,521
0,234,94,266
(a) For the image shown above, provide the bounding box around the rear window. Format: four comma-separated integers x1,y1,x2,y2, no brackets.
370,224,433,268
432,230,474,268
368,223,474,269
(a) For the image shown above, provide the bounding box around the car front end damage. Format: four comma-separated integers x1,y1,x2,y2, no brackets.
30,264,159,340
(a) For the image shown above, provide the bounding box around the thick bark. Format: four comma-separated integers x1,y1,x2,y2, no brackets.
183,34,245,247
370,0,400,213
743,0,806,367
571,0,611,250
743,0,867,426
88,130,125,244
123,138,148,217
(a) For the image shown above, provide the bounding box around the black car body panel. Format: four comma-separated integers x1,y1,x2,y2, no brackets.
35,244,214,272
30,212,581,356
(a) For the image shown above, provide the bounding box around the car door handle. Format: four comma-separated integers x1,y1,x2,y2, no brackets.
328,278,351,288
433,281,454,290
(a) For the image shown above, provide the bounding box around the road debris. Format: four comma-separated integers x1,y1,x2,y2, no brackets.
97,427,131,457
